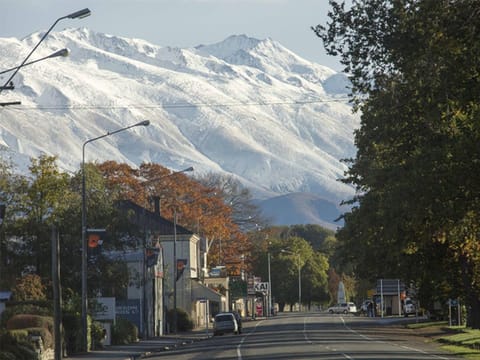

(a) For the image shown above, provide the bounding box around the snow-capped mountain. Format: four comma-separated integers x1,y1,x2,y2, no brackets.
0,29,359,228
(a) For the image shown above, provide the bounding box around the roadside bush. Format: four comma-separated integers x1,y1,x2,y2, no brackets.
0,304,50,328
63,312,90,354
91,321,107,349
167,308,194,332
0,330,37,360
5,314,54,349
112,317,138,345
6,314,53,333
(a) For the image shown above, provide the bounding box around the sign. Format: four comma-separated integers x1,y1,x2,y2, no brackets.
254,282,269,292
376,279,404,295
146,247,160,268
247,276,255,295
176,259,188,281
87,228,106,257
93,297,116,320
116,299,141,331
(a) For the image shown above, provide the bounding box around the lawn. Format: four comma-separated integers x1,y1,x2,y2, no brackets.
407,321,480,359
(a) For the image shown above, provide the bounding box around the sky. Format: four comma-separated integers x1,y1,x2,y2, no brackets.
0,0,343,71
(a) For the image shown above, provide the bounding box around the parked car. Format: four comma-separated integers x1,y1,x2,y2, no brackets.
403,298,416,317
328,302,357,314
213,312,239,336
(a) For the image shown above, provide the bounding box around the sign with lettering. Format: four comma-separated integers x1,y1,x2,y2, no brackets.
116,299,141,330
254,282,269,292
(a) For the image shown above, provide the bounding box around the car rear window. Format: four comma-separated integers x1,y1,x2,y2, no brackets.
216,315,232,322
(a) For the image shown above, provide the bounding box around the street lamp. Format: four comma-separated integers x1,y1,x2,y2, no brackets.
281,249,302,312
140,166,194,338
267,251,272,317
0,8,91,95
0,48,69,77
81,119,150,352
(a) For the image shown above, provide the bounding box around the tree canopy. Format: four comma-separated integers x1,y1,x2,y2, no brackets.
314,0,480,327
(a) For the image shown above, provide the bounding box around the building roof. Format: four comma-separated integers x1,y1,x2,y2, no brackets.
0,291,12,301
117,200,193,236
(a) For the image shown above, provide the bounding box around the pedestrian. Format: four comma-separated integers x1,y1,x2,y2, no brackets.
367,301,374,317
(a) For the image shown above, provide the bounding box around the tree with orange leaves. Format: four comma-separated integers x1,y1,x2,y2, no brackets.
96,161,256,272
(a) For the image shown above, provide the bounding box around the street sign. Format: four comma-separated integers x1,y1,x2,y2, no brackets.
254,282,269,292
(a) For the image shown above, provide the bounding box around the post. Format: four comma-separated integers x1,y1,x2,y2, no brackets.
141,166,193,339
267,252,271,317
173,208,177,335
52,226,62,360
397,279,401,316
205,300,209,338
81,143,88,352
0,8,90,95
297,259,301,312
81,120,150,352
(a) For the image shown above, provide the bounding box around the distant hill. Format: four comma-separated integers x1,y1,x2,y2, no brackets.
258,192,344,230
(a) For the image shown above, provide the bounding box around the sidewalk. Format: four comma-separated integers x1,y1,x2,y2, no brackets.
66,329,211,360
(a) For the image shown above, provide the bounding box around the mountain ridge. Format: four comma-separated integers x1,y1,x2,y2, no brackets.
0,28,358,227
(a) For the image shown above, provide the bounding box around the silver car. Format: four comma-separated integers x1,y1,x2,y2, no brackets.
213,312,239,336
328,302,357,314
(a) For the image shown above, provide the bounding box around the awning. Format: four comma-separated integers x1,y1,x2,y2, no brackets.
191,281,224,303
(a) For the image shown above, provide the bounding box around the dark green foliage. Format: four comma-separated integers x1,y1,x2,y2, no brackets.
62,312,84,354
112,317,138,345
6,314,53,332
5,314,54,350
167,308,194,332
315,0,480,327
91,321,107,349
0,304,51,328
0,330,37,360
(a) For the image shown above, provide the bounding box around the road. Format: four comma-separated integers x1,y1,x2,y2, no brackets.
151,312,461,359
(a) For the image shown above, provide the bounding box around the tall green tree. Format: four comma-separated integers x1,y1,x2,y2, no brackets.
314,0,480,327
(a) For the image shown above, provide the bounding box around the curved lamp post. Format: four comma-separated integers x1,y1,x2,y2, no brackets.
0,48,69,77
81,120,150,352
141,166,194,338
0,8,90,95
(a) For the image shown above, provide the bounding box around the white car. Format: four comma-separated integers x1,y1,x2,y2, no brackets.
213,312,239,336
328,302,357,314
403,298,416,316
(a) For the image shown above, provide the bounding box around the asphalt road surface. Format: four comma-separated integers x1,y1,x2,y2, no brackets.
151,312,462,359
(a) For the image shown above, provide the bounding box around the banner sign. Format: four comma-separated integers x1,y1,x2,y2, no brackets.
146,247,160,268
176,259,188,281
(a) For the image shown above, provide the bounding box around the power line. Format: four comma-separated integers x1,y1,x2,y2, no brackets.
1,98,351,111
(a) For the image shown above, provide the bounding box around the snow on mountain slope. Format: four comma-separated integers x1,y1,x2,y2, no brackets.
0,29,359,218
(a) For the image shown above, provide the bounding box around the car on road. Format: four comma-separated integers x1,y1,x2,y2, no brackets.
328,302,357,314
403,298,416,316
213,312,239,336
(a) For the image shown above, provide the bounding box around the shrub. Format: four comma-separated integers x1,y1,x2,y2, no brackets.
167,308,194,332
5,314,54,350
91,321,107,349
112,317,138,345
0,304,51,328
62,312,94,354
0,330,37,360
12,274,46,302
6,314,53,333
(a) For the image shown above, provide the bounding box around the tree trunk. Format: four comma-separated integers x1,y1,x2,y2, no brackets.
461,255,480,329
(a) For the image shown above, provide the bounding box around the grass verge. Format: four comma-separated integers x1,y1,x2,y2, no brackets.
407,321,480,359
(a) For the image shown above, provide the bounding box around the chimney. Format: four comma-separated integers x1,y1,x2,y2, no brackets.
153,196,161,216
